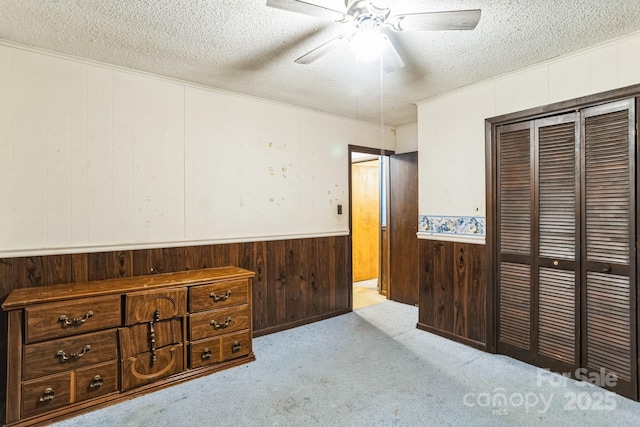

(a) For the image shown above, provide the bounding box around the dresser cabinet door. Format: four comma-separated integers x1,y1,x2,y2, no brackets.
119,318,183,358
121,344,184,391
25,295,121,343
125,288,187,325
23,330,118,380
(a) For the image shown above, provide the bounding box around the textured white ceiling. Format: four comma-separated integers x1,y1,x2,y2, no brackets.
1,0,640,126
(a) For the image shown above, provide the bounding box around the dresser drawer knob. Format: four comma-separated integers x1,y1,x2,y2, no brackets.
210,290,232,302
56,344,91,361
202,348,212,360
59,310,94,326
232,341,241,353
39,387,55,402
210,316,232,330
90,375,104,388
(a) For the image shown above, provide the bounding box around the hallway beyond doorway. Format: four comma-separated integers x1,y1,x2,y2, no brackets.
353,279,387,310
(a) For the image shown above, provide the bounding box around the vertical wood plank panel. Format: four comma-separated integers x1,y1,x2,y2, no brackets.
285,239,302,323
301,238,315,318
163,246,186,273
434,242,454,332
316,237,332,315
69,62,89,246
252,241,268,331
46,254,73,286
419,240,487,345
87,251,132,281
335,235,350,310
418,239,435,327
12,49,47,249
112,71,135,244
132,248,162,276
453,243,468,337
87,66,113,244
71,253,88,283
467,243,486,343
13,257,46,289
267,240,287,326
0,45,13,250
0,258,15,300
45,56,72,248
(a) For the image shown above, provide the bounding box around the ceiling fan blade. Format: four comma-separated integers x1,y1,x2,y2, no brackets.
390,9,481,31
266,0,348,22
295,34,350,64
381,36,404,73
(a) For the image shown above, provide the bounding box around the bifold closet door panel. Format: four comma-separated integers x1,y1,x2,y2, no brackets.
535,114,579,370
582,99,637,399
496,121,532,357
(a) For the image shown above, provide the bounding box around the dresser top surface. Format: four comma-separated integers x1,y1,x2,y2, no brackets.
2,266,255,310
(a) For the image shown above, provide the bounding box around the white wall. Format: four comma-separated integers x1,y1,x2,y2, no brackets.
417,29,640,239
395,122,418,153
0,42,395,257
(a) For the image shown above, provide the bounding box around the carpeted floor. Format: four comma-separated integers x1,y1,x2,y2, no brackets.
49,300,640,426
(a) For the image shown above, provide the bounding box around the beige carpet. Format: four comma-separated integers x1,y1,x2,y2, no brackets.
353,279,387,310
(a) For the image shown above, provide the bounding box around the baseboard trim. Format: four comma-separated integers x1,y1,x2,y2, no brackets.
253,309,352,337
416,322,487,351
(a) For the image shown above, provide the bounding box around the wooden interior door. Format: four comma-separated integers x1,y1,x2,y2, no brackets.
352,159,380,282
581,100,637,399
389,152,419,305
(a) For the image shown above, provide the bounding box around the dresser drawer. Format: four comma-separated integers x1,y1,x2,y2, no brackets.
22,372,71,418
121,343,184,391
189,337,222,368
75,361,119,402
119,318,183,358
125,288,187,325
23,330,118,380
189,304,250,341
221,331,251,361
25,295,121,344
190,279,249,312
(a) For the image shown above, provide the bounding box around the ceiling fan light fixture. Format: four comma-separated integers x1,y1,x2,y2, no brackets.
350,17,386,61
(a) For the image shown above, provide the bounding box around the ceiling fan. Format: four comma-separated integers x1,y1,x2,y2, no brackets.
266,0,481,72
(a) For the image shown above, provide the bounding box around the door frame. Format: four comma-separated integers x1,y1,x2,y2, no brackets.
348,145,394,308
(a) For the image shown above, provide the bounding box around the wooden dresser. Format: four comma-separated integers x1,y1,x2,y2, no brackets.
2,266,255,427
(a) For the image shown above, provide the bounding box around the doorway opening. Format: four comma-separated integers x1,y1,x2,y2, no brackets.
349,145,393,310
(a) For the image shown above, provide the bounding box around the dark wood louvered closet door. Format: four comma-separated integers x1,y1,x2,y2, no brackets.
494,98,637,400
496,121,533,362
534,114,580,373
497,115,581,370
582,100,637,399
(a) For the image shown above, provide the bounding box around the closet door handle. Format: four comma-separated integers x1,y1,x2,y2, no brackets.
601,264,611,273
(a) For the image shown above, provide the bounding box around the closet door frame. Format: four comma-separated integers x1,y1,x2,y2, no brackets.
486,84,640,398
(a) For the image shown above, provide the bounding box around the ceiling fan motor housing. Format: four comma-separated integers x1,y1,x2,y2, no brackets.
346,0,390,22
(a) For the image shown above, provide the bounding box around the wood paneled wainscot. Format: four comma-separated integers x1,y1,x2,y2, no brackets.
2,266,255,426
418,240,487,349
